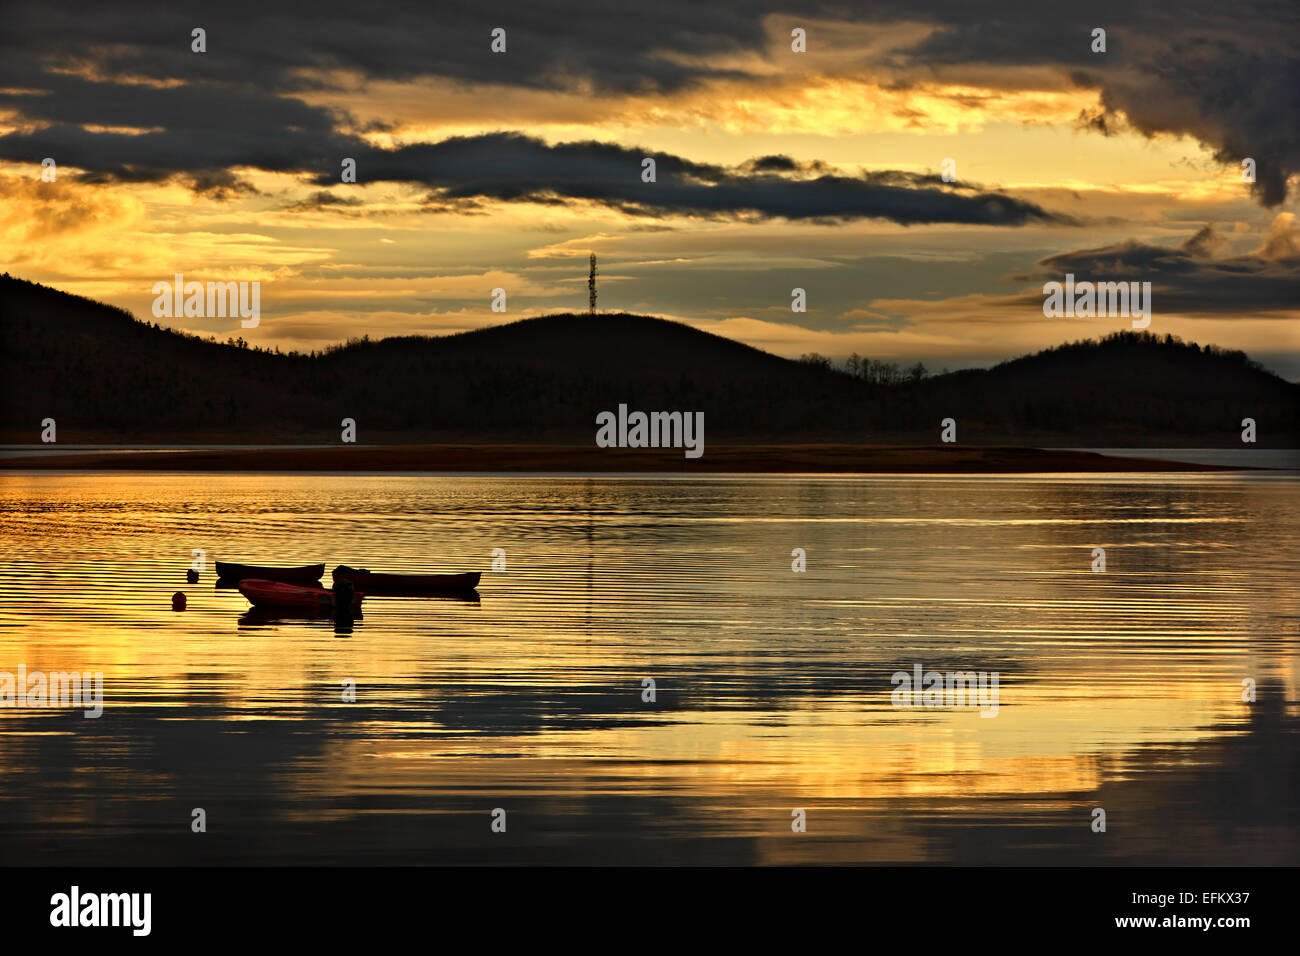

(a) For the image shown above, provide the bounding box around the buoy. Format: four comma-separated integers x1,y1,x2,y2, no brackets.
172,591,186,611
186,568,199,584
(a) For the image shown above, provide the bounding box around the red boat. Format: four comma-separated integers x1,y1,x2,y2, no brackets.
332,565,481,592
237,579,364,611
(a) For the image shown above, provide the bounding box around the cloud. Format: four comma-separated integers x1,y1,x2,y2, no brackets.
0,173,141,241
1256,211,1300,260
880,1,1299,205
1,0,1293,204
286,191,367,212
0,113,1070,224
0,173,146,273
1015,215,1300,315
342,134,1075,225
1180,223,1230,258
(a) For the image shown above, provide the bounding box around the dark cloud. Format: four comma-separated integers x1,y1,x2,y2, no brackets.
286,190,366,212
880,0,1300,206
0,0,776,98
1012,219,1300,314
1,0,1294,204
343,133,1072,225
0,115,1069,224
747,155,802,172
1181,223,1230,258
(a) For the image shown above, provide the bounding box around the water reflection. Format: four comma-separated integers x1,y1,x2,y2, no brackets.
0,473,1295,864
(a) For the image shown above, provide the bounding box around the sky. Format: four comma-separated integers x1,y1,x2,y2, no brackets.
2,1,1298,377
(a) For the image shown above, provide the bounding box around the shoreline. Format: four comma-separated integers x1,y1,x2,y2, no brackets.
0,444,1271,473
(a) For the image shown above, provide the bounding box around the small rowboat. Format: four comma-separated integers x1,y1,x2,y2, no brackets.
332,565,481,592
216,561,324,584
237,579,364,611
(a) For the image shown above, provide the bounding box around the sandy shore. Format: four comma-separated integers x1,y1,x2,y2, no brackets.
0,444,1256,472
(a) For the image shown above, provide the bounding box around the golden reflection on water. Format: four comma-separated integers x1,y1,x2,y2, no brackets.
0,472,1296,864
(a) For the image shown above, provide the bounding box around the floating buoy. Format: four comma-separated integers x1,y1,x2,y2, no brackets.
172,591,187,611
186,568,199,584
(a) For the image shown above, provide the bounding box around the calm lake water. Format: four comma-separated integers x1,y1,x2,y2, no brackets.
1,472,1297,865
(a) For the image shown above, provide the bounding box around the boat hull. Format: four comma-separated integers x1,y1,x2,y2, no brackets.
216,561,324,584
332,565,481,592
237,579,363,611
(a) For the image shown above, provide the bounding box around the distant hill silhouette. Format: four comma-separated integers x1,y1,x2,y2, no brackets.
2,274,1296,445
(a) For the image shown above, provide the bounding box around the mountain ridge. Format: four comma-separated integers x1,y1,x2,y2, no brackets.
2,274,1295,446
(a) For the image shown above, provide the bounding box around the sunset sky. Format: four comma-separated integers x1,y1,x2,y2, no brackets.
2,1,1297,376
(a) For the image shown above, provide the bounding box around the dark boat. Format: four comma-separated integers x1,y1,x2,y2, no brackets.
332,565,481,592
334,585,481,604
215,561,324,584
237,578,364,611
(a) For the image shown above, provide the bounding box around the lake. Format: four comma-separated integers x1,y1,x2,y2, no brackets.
1,472,1296,865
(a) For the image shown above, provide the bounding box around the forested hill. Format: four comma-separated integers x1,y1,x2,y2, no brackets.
2,274,1295,445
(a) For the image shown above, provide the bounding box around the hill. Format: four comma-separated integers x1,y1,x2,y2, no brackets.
1,274,1295,445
